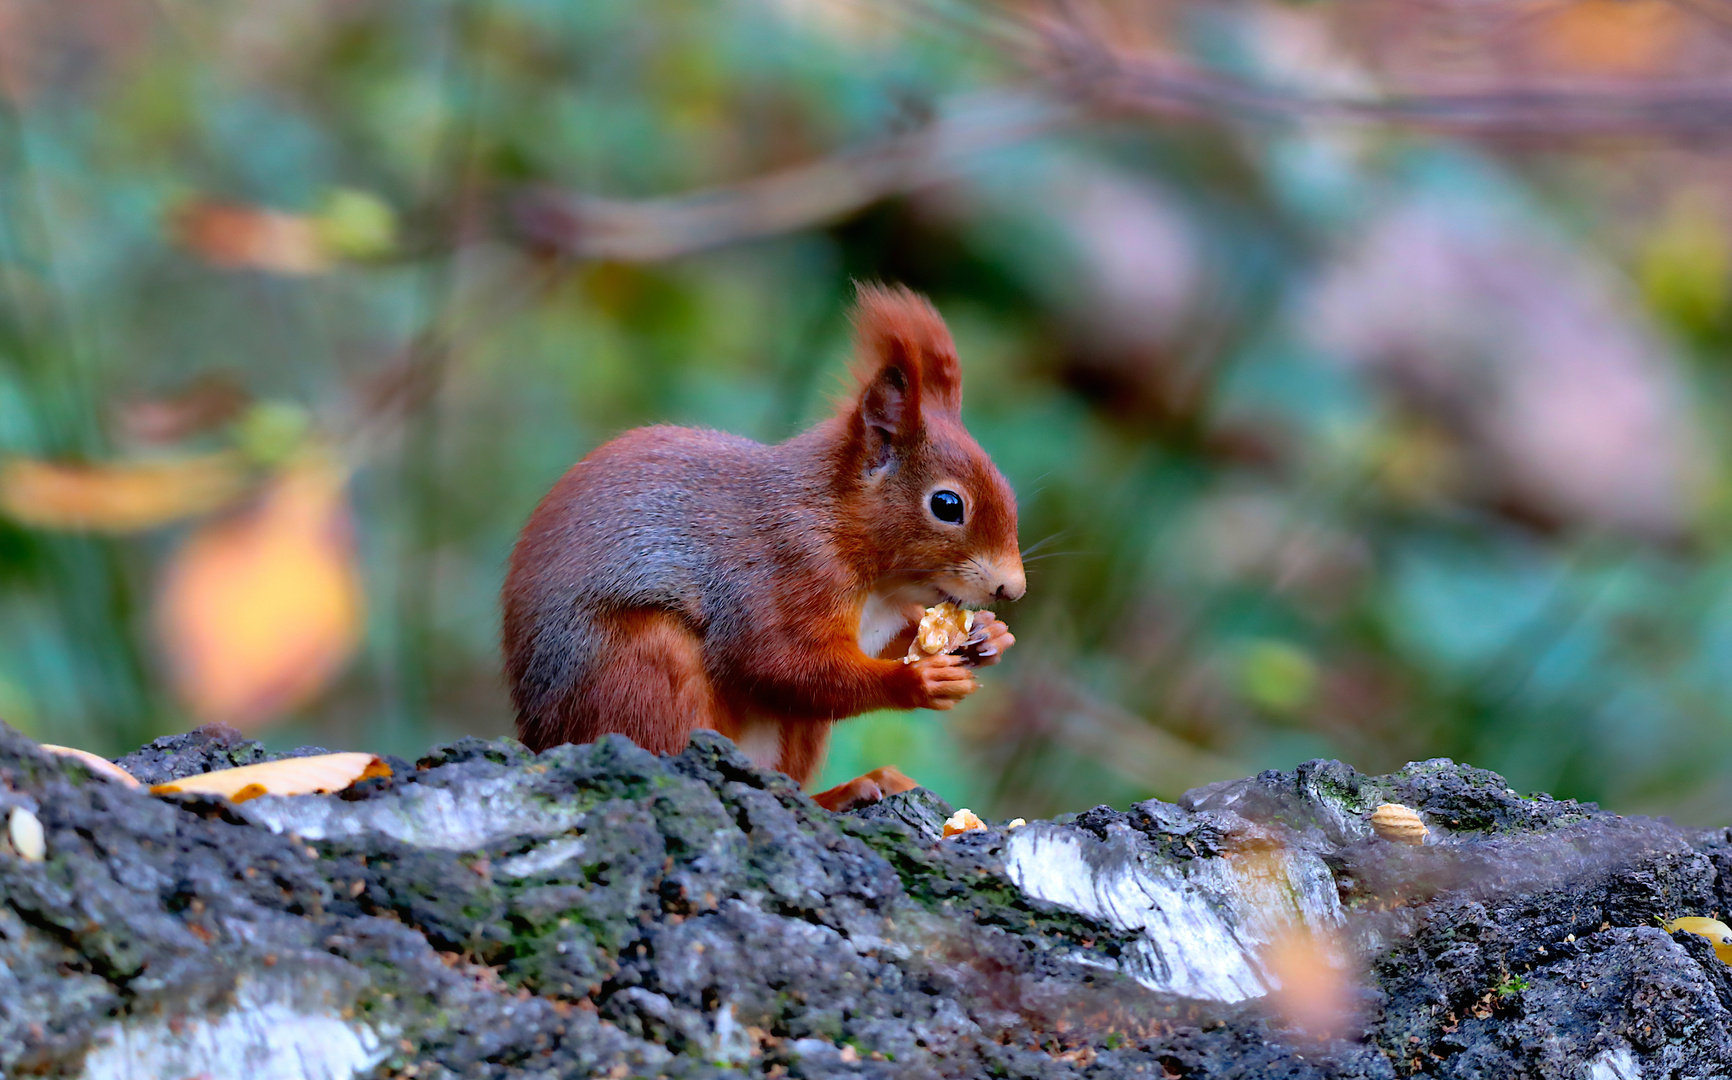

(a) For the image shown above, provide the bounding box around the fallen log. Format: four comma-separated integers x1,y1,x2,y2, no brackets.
2,721,1729,1078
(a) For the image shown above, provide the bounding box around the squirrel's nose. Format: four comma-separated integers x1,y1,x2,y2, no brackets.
994,567,1027,602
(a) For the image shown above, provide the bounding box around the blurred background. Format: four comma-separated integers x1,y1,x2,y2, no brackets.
5,0,1732,822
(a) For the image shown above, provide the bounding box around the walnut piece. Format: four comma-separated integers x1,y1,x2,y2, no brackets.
943,808,986,837
1368,802,1429,845
902,601,974,663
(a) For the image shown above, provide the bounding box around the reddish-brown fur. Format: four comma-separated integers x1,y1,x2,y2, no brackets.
501,285,1024,797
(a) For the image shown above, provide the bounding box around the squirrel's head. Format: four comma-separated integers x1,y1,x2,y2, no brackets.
838,283,1025,607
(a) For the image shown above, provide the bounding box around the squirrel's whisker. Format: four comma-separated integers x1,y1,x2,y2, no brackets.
1020,550,1084,563
1019,530,1069,558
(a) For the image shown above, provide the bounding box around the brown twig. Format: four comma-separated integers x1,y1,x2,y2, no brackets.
1095,66,1732,138
503,2,1732,268
1035,10,1732,138
508,90,1075,261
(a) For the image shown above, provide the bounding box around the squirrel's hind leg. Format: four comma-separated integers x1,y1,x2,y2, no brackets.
810,765,920,812
784,724,921,812
535,608,722,756
776,722,833,789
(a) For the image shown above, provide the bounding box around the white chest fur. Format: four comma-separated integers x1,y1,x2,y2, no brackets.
857,589,912,659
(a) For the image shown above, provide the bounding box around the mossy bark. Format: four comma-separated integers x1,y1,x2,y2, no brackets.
1,723,1729,1078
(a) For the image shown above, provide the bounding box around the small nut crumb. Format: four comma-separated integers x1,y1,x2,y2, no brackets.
838,1045,860,1063
7,806,43,861
943,808,986,837
1369,803,1429,845
1007,818,1027,829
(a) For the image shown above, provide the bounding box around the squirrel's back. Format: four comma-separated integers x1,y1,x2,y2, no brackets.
512,425,756,607
501,422,837,734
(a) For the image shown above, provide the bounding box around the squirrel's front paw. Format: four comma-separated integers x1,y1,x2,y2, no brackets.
960,611,1015,668
897,652,978,711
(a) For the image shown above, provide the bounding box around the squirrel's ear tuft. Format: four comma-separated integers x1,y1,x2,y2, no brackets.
853,331,920,474
850,283,962,416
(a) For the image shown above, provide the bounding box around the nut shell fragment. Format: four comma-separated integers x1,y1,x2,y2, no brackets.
943,808,986,837
1666,916,1732,965
904,602,973,663
39,744,140,787
8,806,44,861
150,751,391,803
1369,802,1428,845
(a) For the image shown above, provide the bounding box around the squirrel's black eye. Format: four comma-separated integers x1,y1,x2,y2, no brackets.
929,490,964,524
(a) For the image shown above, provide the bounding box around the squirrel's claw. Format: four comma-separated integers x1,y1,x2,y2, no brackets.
810,765,919,812
960,613,1015,668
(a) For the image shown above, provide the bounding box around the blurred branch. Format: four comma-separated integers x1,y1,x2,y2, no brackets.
1093,68,1732,139
506,8,1732,272
1036,13,1732,138
509,91,1074,261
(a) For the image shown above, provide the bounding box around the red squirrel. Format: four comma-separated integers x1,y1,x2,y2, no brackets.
501,284,1023,810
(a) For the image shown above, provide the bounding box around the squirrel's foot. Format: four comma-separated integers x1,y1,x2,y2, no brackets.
811,765,918,812
960,611,1015,668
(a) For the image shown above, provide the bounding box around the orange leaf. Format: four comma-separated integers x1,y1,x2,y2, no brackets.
156,458,363,728
173,201,329,275
1264,927,1354,1038
0,453,249,532
150,752,391,802
38,744,140,787
1540,0,1681,75
113,378,251,445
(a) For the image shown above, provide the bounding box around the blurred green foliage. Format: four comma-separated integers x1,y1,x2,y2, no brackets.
4,0,1732,822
